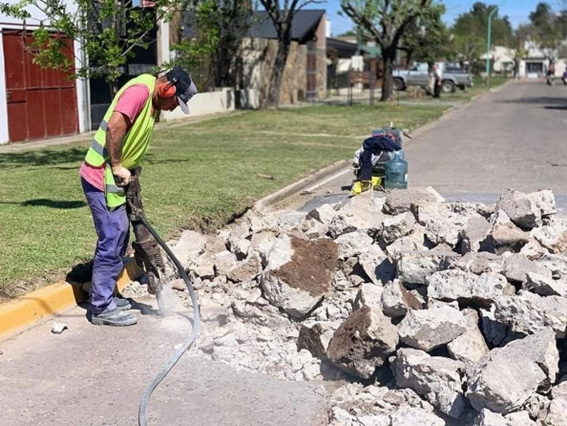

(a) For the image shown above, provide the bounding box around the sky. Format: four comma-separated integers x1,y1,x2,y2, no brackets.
322,0,567,37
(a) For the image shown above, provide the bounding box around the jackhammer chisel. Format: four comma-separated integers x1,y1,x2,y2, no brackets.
123,167,201,426
126,167,164,295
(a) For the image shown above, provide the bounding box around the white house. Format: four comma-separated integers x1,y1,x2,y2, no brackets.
0,0,88,145
481,45,515,74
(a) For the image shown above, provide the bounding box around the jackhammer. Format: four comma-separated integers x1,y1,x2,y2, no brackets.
125,167,201,426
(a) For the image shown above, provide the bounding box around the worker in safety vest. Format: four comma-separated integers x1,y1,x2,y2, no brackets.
79,68,197,326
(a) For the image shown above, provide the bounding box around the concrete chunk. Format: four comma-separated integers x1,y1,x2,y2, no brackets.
381,212,416,244
327,305,399,379
427,270,511,303
396,250,454,285
466,328,559,414
398,306,467,352
496,189,542,230
447,309,489,366
381,280,422,318
383,187,445,215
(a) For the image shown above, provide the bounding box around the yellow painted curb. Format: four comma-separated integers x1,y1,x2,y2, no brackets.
0,258,142,339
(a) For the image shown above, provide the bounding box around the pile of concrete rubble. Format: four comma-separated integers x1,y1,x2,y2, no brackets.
151,187,567,426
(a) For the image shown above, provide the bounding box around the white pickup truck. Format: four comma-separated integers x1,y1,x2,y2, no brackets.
392,62,474,93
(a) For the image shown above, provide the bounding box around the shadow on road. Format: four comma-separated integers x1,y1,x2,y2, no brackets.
497,96,567,106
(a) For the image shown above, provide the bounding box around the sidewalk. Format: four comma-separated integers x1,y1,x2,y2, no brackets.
0,111,243,154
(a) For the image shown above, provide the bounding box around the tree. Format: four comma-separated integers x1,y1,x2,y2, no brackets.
0,0,186,93
399,3,452,67
340,0,433,101
257,0,323,107
529,2,561,58
451,2,514,73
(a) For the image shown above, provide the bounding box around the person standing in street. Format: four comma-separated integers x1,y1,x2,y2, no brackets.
79,68,197,326
433,63,443,99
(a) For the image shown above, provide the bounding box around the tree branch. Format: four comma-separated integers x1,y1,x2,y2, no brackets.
342,2,384,46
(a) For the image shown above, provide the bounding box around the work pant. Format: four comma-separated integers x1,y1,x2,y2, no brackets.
434,82,441,98
81,178,129,314
360,138,396,181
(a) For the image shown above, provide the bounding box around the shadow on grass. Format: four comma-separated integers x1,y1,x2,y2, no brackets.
0,199,86,209
0,147,85,167
66,260,93,285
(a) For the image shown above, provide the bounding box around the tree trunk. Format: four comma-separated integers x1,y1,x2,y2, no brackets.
267,32,291,107
381,46,396,102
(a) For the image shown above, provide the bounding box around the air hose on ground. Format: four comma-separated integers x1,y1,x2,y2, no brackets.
134,212,201,426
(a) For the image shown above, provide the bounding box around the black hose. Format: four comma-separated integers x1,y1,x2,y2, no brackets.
136,214,201,426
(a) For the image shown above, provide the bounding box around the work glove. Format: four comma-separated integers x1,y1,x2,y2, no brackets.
111,165,131,187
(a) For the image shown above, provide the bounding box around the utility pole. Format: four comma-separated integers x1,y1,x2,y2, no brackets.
486,6,499,86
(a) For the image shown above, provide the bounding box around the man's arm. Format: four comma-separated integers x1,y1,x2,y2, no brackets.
106,111,132,186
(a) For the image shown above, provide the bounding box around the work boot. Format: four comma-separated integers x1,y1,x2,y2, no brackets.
91,309,137,327
113,296,132,311
351,180,373,196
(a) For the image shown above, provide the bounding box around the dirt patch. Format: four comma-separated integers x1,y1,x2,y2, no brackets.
273,236,338,296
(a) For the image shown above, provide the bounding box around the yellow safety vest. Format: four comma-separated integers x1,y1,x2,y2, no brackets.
84,74,157,208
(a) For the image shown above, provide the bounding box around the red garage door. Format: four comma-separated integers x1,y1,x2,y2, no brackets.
3,29,79,143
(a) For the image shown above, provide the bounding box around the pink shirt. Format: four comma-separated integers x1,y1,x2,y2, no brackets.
80,84,151,190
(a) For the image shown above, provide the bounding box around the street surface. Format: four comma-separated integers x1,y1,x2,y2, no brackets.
280,81,567,213
3,80,567,426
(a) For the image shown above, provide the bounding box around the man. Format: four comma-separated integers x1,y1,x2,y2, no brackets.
433,63,442,99
80,67,197,326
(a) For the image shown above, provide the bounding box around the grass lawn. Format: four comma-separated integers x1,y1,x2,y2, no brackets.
0,103,447,298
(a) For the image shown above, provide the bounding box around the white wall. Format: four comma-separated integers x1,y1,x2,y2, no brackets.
161,88,235,121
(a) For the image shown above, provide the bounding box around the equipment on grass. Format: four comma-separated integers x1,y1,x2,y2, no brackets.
124,167,200,426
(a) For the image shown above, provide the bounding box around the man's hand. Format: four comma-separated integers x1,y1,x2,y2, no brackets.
112,165,131,187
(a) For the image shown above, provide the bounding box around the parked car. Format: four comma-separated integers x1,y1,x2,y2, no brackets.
392,62,474,93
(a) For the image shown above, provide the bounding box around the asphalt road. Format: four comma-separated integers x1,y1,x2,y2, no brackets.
278,81,567,213
0,298,327,426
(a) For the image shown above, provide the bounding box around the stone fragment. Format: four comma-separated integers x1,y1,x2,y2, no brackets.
541,381,567,426
519,238,548,260
381,280,422,318
335,230,373,259
416,203,472,247
383,187,445,215
524,272,567,297
490,209,512,226
306,203,337,225
170,230,208,269
448,252,505,275
386,226,429,260
493,292,567,338
490,223,530,254
502,253,551,284
327,305,399,379
231,238,250,260
398,306,467,352
212,250,237,276
170,279,187,292
396,250,454,285
261,235,338,319
427,270,511,303
532,220,567,255
473,409,510,426
353,283,384,311
391,348,466,418
496,189,542,230
466,328,559,414
461,216,492,254
447,309,489,366
328,193,387,239
538,254,567,280
249,230,276,264
226,253,262,283
199,299,229,325
504,411,537,426
51,321,68,334
358,244,396,285
204,235,227,255
297,323,333,360
190,252,216,279
381,212,416,244
528,189,557,218
227,222,251,248
300,218,329,239
389,406,445,426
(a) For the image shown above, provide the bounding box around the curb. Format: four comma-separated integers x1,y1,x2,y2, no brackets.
0,259,141,340
252,160,350,212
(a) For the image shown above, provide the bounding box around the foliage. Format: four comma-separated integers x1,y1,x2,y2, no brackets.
451,2,514,71
340,0,434,101
0,0,187,86
400,3,453,65
529,2,562,58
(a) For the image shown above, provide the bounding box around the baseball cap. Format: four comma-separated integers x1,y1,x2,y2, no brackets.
165,67,198,114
